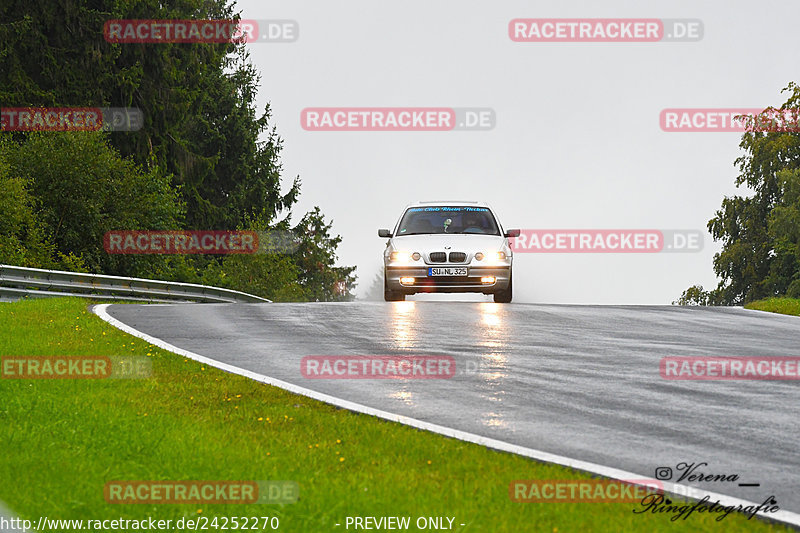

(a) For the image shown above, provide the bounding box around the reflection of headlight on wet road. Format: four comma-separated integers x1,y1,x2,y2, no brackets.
479,303,502,328
390,300,417,349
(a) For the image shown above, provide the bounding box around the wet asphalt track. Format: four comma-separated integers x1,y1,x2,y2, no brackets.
105,302,800,513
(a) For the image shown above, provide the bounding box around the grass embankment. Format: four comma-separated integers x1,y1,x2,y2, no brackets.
0,298,791,532
745,297,800,317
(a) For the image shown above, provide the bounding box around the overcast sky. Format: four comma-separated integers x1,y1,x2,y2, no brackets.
237,0,800,304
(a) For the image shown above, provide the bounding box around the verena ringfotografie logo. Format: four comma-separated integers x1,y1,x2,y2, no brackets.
660,108,800,132
300,108,495,131
104,19,298,43
660,357,800,380
510,479,663,503
635,493,780,522
509,230,703,253
1,107,143,132
1,356,151,379
103,230,299,255
301,356,455,379
509,19,702,42
646,461,780,521
104,481,298,504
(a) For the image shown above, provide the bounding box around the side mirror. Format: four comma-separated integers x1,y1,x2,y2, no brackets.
378,229,393,238
505,229,521,238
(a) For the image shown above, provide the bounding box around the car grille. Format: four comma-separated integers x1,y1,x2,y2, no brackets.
449,252,466,263
429,252,446,263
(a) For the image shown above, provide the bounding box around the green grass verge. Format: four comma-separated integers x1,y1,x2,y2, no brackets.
745,297,800,317
0,298,792,532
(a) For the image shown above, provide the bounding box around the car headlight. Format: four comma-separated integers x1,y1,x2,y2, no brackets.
475,251,507,263
389,251,420,264
390,251,409,263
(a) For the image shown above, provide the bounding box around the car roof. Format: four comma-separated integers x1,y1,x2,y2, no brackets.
404,201,492,209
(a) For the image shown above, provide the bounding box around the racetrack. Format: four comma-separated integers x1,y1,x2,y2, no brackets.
101,301,800,517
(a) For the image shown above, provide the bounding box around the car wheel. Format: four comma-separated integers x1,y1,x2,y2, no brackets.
384,275,405,301
493,274,512,303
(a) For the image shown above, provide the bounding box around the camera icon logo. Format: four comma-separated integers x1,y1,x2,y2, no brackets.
655,467,673,480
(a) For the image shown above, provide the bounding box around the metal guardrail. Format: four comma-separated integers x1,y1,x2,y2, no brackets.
0,264,270,303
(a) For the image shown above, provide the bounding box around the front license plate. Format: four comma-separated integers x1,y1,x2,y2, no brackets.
428,267,468,277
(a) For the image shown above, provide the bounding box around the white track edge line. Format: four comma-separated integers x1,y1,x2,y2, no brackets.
735,306,800,319
92,303,800,528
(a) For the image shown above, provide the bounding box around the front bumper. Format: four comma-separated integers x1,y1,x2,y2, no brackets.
385,265,511,294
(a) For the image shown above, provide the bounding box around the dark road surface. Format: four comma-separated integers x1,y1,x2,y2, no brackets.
102,301,800,517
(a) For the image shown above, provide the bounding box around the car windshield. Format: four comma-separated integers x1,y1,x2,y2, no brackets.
396,206,500,235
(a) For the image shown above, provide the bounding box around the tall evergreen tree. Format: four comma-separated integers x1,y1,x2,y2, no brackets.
0,0,356,300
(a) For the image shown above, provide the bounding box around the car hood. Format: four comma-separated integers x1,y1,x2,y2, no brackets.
390,233,506,252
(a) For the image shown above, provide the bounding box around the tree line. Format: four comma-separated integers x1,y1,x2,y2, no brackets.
0,0,355,301
677,83,800,305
